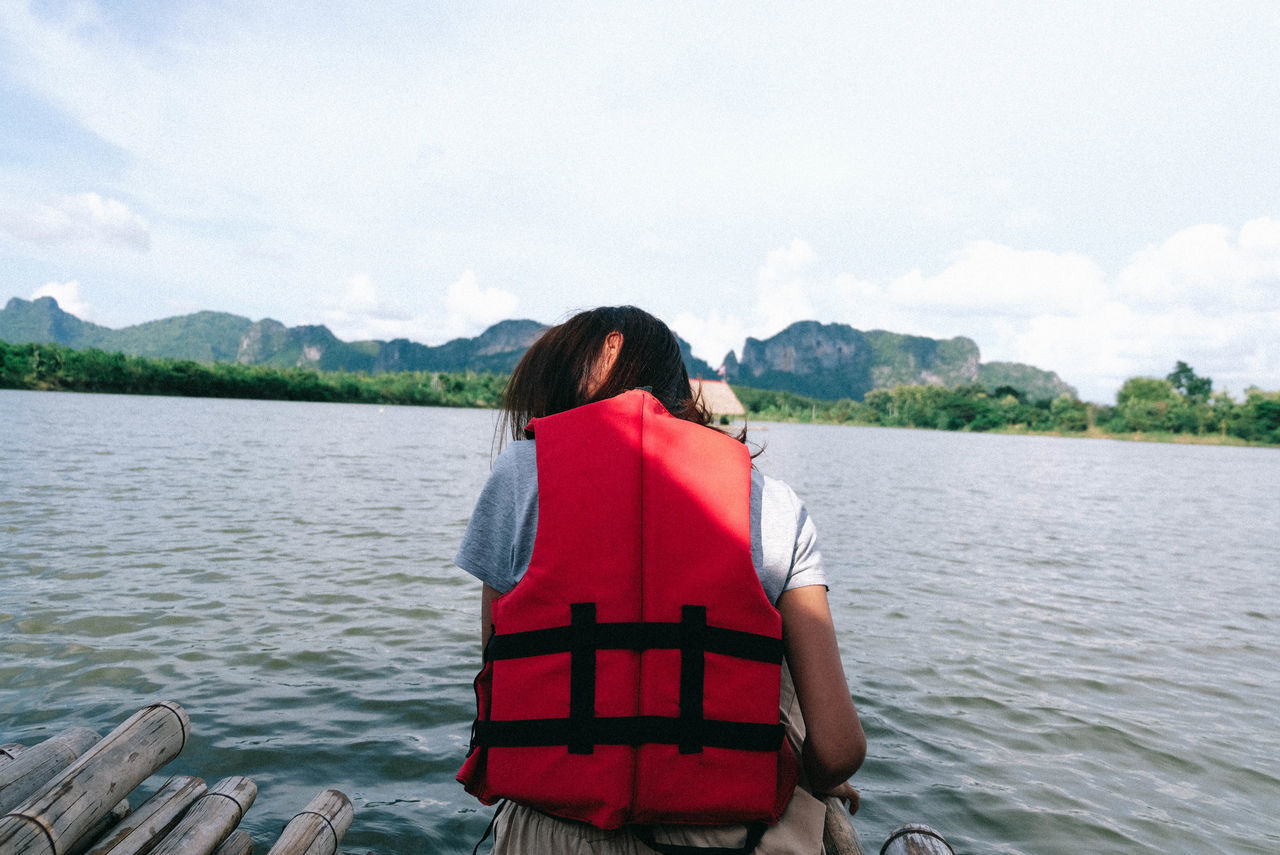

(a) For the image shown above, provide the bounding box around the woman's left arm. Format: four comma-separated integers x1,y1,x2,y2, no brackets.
778,584,866,794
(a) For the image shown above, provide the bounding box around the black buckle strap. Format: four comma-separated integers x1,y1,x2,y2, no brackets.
486,615,783,663
473,716,784,751
480,601,783,756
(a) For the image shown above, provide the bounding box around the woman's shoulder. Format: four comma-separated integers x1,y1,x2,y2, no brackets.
490,438,538,479
751,469,807,517
751,468,826,594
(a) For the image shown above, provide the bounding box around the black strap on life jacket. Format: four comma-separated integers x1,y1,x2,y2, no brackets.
633,821,768,855
470,799,507,855
473,603,785,756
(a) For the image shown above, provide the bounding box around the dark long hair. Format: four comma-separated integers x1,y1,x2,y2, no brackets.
500,306,713,442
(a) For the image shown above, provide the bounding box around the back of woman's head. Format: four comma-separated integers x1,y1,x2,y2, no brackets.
501,306,710,441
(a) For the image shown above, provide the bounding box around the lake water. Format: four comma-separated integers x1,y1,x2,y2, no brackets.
2,390,1277,854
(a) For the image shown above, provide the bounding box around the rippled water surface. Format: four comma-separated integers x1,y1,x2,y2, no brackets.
3,391,1278,854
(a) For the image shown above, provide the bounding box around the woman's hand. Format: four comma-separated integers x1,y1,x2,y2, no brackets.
823,781,860,815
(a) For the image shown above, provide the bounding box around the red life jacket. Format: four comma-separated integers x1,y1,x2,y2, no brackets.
458,389,798,830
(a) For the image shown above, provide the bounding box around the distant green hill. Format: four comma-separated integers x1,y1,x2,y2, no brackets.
0,296,113,348
1,296,1076,401
720,320,1075,402
977,361,1076,402
0,296,547,375
107,311,255,362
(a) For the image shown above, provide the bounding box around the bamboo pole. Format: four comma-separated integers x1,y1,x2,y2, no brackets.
266,789,353,855
66,800,131,855
0,727,101,814
80,775,208,855
0,702,189,855
148,776,257,855
821,796,867,855
212,829,254,855
878,824,954,855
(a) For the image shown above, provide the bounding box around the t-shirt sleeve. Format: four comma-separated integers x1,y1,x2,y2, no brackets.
786,494,826,591
454,441,539,593
752,471,828,603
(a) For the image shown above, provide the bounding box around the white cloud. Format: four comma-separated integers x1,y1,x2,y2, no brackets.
1116,218,1280,311
885,242,1108,317
675,240,819,364
319,271,519,346
671,309,748,368
444,271,520,335
320,274,416,342
1,193,150,251
676,222,1280,404
32,281,93,320
755,238,817,334
1239,216,1280,253
335,274,406,320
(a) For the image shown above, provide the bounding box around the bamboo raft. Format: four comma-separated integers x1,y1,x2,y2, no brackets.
0,702,352,855
2,701,952,855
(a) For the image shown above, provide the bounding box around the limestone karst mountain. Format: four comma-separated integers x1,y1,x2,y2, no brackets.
1,296,1075,401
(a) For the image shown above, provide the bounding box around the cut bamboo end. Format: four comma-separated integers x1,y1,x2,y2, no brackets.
3,704,352,855
878,824,955,855
267,789,354,855
0,704,188,855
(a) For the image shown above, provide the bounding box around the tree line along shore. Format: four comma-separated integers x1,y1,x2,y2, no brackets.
3,339,1278,447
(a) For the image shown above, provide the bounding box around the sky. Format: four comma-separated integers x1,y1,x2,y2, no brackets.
1,1,1278,403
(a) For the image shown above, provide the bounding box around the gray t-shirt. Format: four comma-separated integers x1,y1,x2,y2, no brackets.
455,439,826,604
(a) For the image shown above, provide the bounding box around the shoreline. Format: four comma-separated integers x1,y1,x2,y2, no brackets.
733,416,1278,449
5,383,1278,450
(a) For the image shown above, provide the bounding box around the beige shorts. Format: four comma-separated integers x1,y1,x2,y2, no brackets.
487,664,828,855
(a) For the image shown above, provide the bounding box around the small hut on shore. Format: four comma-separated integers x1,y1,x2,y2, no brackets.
691,379,745,417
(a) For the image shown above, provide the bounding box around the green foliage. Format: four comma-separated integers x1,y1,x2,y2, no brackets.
1238,388,1280,444
1116,376,1177,405
5,341,1277,447
732,359,1279,447
1049,394,1090,431
1110,376,1176,432
1167,360,1212,402
0,339,506,409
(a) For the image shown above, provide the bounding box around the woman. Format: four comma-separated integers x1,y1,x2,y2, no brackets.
456,306,864,854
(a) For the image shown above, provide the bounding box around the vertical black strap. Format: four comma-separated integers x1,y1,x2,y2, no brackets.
471,800,507,855
678,605,707,754
569,602,597,754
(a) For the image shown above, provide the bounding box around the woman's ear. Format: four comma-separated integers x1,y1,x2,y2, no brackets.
584,331,625,398
601,331,623,374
